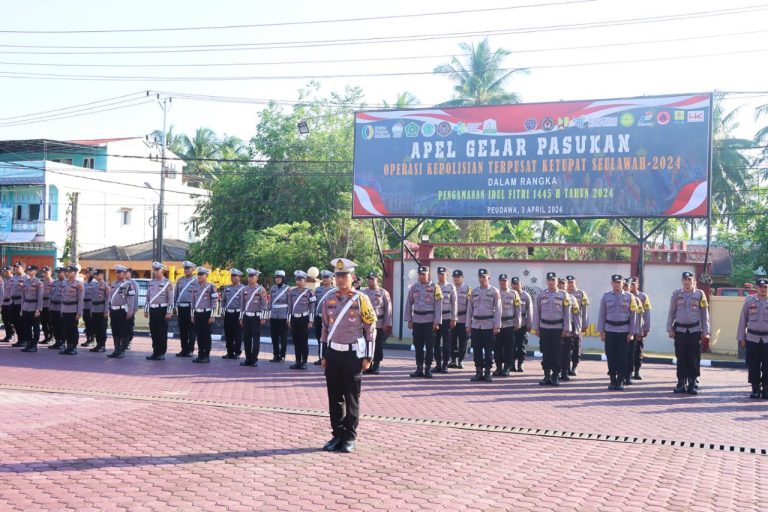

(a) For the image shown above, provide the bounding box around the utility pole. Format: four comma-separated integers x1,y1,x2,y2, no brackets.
70,192,79,265
156,95,171,262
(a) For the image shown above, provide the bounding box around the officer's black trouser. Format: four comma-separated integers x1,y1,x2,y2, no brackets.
373,328,388,363
270,318,288,359
194,310,212,357
21,309,40,345
434,318,452,368
49,310,62,343
605,331,629,379
412,322,434,370
109,309,128,352
626,338,637,378
570,333,582,367
40,307,51,341
539,328,563,374
223,311,242,355
561,334,577,373
746,339,768,387
126,315,135,342
2,304,15,339
149,307,168,355
674,331,701,380
291,315,310,364
177,306,196,354
83,307,92,339
91,311,107,345
451,322,468,362
494,326,515,370
61,312,79,349
11,303,23,341
512,326,528,363
325,347,363,441
472,328,494,370
633,337,645,372
314,319,323,359
242,315,261,363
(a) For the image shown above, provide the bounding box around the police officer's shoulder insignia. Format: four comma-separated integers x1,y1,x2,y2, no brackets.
513,290,521,306
581,292,590,306
359,293,377,325
434,285,443,301
309,295,317,303
643,296,651,310
630,298,639,312
562,294,570,306
699,293,709,308
571,301,580,314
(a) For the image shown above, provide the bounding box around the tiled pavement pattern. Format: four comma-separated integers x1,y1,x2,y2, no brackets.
1,337,767,511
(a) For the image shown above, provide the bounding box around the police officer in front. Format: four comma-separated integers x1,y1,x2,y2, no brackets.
89,269,109,353
239,269,268,367
434,267,457,373
190,267,220,363
511,277,533,372
319,258,376,454
174,261,198,357
145,262,174,361
405,266,442,378
60,265,84,355
533,272,572,386
466,268,502,382
107,265,135,359
565,275,589,376
629,278,651,381
81,267,95,347
494,273,521,376
557,277,581,382
313,270,337,365
667,271,710,395
597,274,638,390
20,265,44,352
124,268,139,350
1,266,14,343
221,268,245,359
39,266,54,344
269,270,290,362
9,262,29,347
362,271,392,375
737,277,768,399
288,270,315,369
449,269,470,369
47,267,65,350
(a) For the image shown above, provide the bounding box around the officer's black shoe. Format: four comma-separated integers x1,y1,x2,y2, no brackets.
299,363,307,369
457,360,464,369
82,340,94,347
65,348,77,356
289,362,302,369
22,346,37,353
762,389,768,399
339,440,356,453
686,378,698,395
501,368,511,377
633,372,643,381
146,354,164,360
0,337,10,343
90,345,101,352
59,347,69,354
492,368,503,377
559,371,570,382
539,372,551,386
11,341,24,347
673,379,686,393
608,375,617,391
424,368,433,378
517,361,525,372
568,367,577,377
107,350,119,358
624,375,633,385
431,365,443,374
240,360,254,366
313,359,323,365
410,368,424,378
750,384,761,399
192,356,210,363
550,374,560,386
175,351,186,357
368,364,380,375
114,351,125,359
322,437,343,452
615,379,624,390
483,369,492,383
270,357,281,362
447,359,458,368
222,354,235,359
48,342,62,349
470,370,483,382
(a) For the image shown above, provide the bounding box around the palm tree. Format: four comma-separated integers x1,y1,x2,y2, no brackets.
434,38,528,106
711,93,753,220
382,91,419,109
179,127,222,186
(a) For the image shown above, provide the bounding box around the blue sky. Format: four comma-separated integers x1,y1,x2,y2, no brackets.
1,0,766,142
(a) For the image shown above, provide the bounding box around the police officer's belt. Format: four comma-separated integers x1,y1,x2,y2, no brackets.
51,300,61,304
501,316,515,321
225,308,240,313
329,341,357,352
442,309,452,314
748,328,768,336
244,312,260,317
91,301,105,305
23,299,38,302
292,312,310,318
177,302,191,307
606,319,630,326
414,310,433,315
63,301,78,305
541,318,564,325
474,315,494,320
676,321,699,328
11,296,21,300
457,310,466,316
150,304,169,308
195,308,211,313
110,305,126,310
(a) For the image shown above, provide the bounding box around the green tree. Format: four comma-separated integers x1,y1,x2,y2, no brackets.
711,92,753,220
382,91,419,109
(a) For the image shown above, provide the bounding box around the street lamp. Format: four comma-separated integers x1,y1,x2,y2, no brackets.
297,120,309,135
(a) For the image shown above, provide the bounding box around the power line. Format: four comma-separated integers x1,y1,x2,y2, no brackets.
0,1,595,34
0,5,763,55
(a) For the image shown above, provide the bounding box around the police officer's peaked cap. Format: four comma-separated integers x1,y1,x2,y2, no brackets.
320,270,334,279
498,273,509,281
115,264,129,272
478,268,489,276
229,268,243,277
436,266,447,274
331,258,357,275
627,277,638,284
682,271,694,279
367,271,379,279
86,267,94,272
41,266,50,272
152,261,167,271
246,268,261,276
274,270,286,277
2,266,10,271
27,265,38,271
14,261,24,267
511,276,520,284
611,274,623,282
197,266,211,275
182,260,196,269
756,277,768,286
94,269,104,275
294,270,307,279
55,266,64,272
566,275,576,281
452,269,463,277
418,266,429,274
66,265,78,272
557,276,566,283
546,272,557,280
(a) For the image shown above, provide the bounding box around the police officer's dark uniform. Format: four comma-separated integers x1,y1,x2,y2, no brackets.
533,272,572,386
494,274,521,376
47,268,66,350
313,270,337,366
20,265,44,352
88,270,109,353
565,275,589,376
174,261,198,357
511,277,532,372
81,267,95,347
404,266,442,378
190,267,219,364
449,269,470,368
1,266,14,343
597,274,638,390
434,267,457,373
319,258,376,454
39,267,54,345
466,268,502,382
558,277,581,382
60,265,84,355
737,277,768,399
221,268,244,359
666,271,710,395
124,269,139,350
288,270,315,369
630,282,651,380
107,265,135,359
9,262,28,347
239,268,268,367
145,262,174,360
268,270,290,362
362,272,392,375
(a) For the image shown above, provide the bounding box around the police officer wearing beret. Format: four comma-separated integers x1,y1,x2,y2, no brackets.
666,271,710,395
405,266,442,378
145,262,174,360
319,258,377,454
449,269,470,368
466,268,502,382
221,269,245,360
434,266,457,373
174,261,198,357
533,272,572,386
737,277,768,399
288,270,315,369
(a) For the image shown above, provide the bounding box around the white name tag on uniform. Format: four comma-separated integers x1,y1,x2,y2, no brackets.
356,337,366,358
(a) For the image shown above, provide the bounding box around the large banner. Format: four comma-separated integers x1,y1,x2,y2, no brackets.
353,93,712,219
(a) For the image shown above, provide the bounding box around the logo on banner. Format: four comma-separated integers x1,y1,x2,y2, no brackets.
637,111,654,127
373,126,391,139
467,122,483,134
405,122,420,137
656,111,671,126
572,117,586,129
687,111,705,123
541,117,555,131
361,125,374,140
391,123,404,138
557,117,570,129
588,117,618,128
437,122,452,137
619,112,635,128
483,119,497,134
674,110,686,124
524,117,538,131
421,123,436,137
455,122,467,135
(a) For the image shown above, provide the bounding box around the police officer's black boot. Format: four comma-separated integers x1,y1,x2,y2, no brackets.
21,340,33,352
409,366,424,378
608,374,617,391
615,373,624,390
492,365,503,377
750,383,761,399
761,385,768,400
447,358,457,368
369,361,380,375
550,371,560,386
673,378,686,394
501,365,510,377
424,365,433,378
539,370,551,386
517,360,524,373
568,363,577,377
470,368,483,382
686,377,698,395
48,340,61,349
483,367,493,382
559,370,570,382
624,373,633,385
